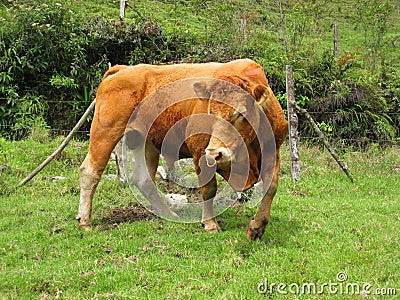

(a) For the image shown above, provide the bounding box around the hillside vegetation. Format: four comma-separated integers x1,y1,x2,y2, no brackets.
0,0,399,142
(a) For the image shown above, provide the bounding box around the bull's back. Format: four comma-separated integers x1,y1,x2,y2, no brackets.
93,59,283,142
94,60,262,127
98,59,264,100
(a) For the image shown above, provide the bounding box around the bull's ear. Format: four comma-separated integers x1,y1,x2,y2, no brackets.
193,81,211,99
253,84,270,107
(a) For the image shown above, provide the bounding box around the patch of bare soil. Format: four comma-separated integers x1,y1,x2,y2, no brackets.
101,205,154,229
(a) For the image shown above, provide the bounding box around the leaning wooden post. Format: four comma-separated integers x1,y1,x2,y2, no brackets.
286,65,300,182
296,105,355,183
18,99,97,186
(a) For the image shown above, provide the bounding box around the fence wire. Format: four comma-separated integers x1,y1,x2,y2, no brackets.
1,99,399,144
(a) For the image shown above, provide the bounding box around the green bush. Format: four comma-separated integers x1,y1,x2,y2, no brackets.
289,50,398,142
0,2,88,138
0,1,193,139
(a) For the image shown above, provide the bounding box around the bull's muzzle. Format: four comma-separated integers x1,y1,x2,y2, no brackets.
205,147,231,167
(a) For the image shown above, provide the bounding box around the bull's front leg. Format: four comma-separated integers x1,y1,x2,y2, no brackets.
246,170,278,240
196,155,221,233
200,178,221,233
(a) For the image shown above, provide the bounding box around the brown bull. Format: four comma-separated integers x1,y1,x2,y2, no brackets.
77,59,288,240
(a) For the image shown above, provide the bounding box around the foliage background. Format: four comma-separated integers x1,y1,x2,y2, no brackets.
0,0,399,143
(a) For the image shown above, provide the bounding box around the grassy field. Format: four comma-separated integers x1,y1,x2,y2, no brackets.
0,137,399,299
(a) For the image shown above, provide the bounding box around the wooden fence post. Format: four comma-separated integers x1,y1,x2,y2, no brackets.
119,1,144,21
120,0,127,20
286,65,300,182
333,23,339,58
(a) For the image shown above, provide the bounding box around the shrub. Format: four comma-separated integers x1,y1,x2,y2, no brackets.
0,2,89,138
0,1,193,139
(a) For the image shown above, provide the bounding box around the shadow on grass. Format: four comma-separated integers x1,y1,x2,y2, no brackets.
261,216,302,247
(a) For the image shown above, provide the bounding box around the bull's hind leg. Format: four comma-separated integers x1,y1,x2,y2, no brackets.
77,126,123,229
125,129,178,219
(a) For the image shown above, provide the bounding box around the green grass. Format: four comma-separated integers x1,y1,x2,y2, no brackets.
0,138,399,299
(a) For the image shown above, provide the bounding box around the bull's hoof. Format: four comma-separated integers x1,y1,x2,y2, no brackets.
246,219,266,240
76,215,91,231
204,225,221,233
158,209,179,219
169,210,179,219
202,219,221,233
79,224,92,231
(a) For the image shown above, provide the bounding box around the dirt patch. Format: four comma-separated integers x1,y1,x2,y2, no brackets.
101,205,154,229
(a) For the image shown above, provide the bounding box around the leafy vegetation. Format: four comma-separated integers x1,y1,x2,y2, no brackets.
0,1,191,139
0,0,399,142
0,138,399,298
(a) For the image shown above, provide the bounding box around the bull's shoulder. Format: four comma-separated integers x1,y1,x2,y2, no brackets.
102,65,129,80
215,59,267,90
225,59,265,79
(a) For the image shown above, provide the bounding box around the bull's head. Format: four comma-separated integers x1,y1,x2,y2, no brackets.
193,79,272,191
